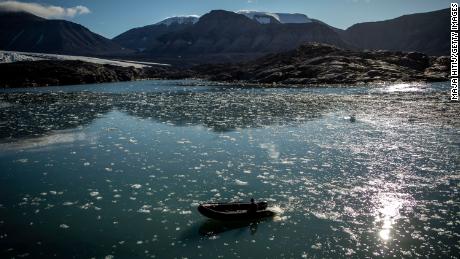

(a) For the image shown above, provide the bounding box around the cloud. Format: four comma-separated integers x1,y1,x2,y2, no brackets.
0,1,90,18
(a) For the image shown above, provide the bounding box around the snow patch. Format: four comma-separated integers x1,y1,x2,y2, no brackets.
237,10,312,24
156,15,199,26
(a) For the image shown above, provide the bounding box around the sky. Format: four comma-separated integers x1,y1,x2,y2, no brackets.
0,0,453,38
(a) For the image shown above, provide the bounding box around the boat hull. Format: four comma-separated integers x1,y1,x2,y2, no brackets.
197,202,275,221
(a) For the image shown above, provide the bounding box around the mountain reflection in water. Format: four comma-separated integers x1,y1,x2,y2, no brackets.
0,90,338,140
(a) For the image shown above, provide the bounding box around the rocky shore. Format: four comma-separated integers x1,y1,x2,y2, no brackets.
0,43,449,88
193,43,449,85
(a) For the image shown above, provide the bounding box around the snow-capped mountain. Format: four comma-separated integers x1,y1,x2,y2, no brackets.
156,15,199,26
146,10,347,64
155,11,313,26
236,10,312,24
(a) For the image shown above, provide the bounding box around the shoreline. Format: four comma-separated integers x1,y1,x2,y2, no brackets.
0,44,450,89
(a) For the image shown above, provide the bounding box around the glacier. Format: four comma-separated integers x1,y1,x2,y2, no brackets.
0,50,169,68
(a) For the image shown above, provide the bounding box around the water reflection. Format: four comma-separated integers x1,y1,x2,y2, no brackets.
0,130,91,152
1,81,457,143
373,192,412,242
0,90,337,141
376,82,428,93
198,219,267,236
0,92,112,140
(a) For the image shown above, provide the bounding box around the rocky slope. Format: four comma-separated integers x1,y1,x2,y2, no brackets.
193,43,449,85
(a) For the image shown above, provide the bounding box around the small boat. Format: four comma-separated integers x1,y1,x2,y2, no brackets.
197,201,275,221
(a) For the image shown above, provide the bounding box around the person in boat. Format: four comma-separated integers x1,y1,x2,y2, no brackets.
248,198,258,214
350,114,356,123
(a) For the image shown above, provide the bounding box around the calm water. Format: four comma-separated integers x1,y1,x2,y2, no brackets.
0,80,458,258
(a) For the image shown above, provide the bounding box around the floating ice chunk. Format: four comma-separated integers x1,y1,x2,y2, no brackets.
16,159,29,163
138,205,152,213
83,162,90,166
105,167,113,172
80,203,92,210
176,139,192,144
235,179,248,186
59,224,70,229
311,243,322,249
137,208,150,214
89,191,99,197
131,184,142,189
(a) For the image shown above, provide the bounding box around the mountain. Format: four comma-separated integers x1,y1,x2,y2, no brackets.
145,10,348,64
0,11,129,56
113,16,198,51
113,11,315,52
343,8,449,56
236,10,312,24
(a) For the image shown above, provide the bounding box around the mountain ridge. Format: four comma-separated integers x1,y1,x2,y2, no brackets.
142,10,348,64
0,11,130,56
342,8,449,55
0,7,450,63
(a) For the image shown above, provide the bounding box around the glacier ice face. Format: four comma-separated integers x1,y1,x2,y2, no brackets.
0,50,169,68
236,10,312,24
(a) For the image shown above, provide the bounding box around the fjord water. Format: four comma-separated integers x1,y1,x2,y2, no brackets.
0,80,458,258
